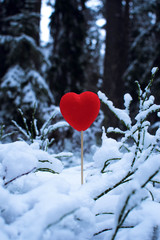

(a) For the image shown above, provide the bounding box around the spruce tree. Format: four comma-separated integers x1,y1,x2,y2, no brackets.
0,0,54,127
124,0,160,103
48,0,91,103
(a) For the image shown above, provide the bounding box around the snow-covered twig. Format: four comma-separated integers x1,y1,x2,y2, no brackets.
4,167,36,186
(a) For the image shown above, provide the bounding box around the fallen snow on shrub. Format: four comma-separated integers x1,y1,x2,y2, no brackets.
0,141,63,186
0,76,160,240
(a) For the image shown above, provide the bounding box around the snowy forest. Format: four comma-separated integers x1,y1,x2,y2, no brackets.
0,0,160,239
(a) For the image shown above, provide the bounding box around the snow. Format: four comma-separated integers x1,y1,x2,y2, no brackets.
93,128,122,169
0,141,63,186
1,0,160,238
26,70,54,102
0,124,160,240
151,67,158,75
1,65,25,89
86,0,103,10
43,121,69,135
98,91,132,128
0,160,95,240
135,104,160,122
96,19,106,27
1,81,160,239
23,84,37,104
124,93,132,114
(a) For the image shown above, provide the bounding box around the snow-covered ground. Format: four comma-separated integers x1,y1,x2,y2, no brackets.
0,132,160,240
0,73,160,240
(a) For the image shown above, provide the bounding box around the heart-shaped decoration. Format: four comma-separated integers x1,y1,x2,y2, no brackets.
60,91,100,131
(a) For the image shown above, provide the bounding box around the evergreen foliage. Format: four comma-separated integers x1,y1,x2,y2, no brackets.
12,105,69,151
94,69,160,239
48,0,87,103
124,0,160,103
0,0,53,126
83,1,103,92
0,72,160,239
47,0,102,103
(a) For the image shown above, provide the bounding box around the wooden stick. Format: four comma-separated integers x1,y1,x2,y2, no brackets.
81,130,83,185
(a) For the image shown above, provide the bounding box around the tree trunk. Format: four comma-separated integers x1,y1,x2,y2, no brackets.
102,0,130,129
103,0,124,107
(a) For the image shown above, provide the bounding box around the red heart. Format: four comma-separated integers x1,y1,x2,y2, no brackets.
60,91,100,131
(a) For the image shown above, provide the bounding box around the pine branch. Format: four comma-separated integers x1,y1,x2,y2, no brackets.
95,212,114,216
93,225,135,236
110,167,160,240
18,108,30,136
46,208,79,229
94,171,134,200
12,120,30,140
40,109,59,137
36,168,59,174
111,193,148,240
101,158,121,173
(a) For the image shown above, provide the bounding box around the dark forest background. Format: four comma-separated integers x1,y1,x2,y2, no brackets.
0,0,160,148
